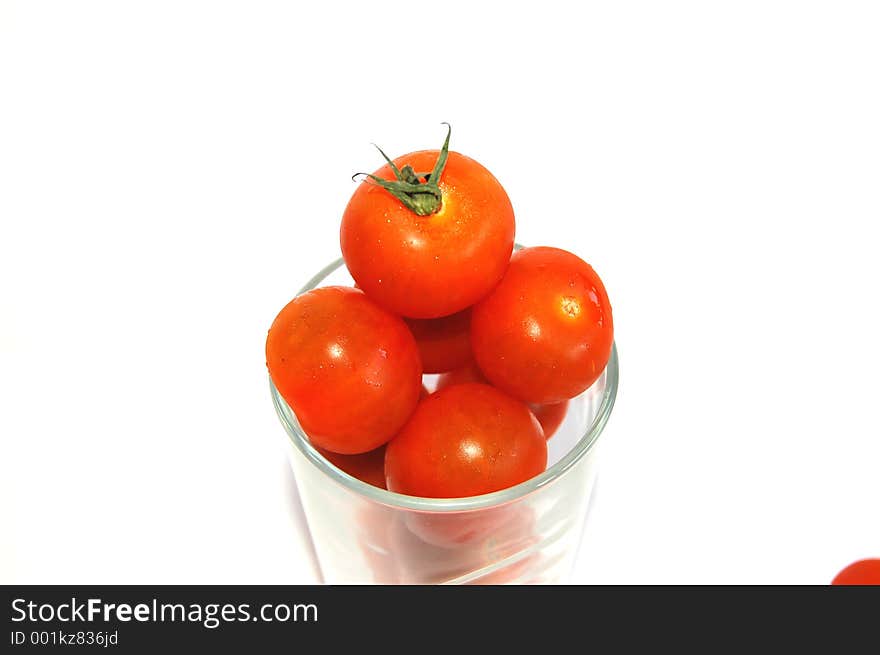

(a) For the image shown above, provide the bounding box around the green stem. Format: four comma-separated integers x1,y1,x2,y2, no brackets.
354,123,452,216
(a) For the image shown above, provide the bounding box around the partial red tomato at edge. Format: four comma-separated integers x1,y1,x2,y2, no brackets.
385,383,547,498
266,286,422,454
340,126,515,319
471,246,614,404
832,559,880,585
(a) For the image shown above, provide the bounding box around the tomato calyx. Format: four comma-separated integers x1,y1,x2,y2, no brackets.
352,123,452,216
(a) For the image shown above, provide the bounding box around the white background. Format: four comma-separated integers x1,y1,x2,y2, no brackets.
2,1,878,584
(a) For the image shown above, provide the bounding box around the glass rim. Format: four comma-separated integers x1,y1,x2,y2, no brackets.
270,256,619,513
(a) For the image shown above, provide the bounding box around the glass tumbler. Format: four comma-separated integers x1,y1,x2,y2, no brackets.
270,258,619,584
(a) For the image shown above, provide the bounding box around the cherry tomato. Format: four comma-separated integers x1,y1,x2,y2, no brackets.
832,559,880,585
266,286,421,454
529,400,569,440
403,504,515,550
434,360,486,391
471,246,614,404
340,126,514,318
436,361,569,439
390,505,537,582
404,308,473,374
317,445,387,489
385,383,547,498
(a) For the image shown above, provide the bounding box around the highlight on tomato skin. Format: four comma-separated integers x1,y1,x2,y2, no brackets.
265,285,423,455
831,558,880,585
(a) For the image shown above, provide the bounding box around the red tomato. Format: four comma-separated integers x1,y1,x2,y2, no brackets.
436,361,569,439
385,383,547,498
351,284,467,377
471,246,614,404
530,400,569,440
340,126,514,319
404,309,472,374
403,504,515,550
435,360,487,391
266,286,421,454
389,505,536,582
832,559,880,585
317,445,387,489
